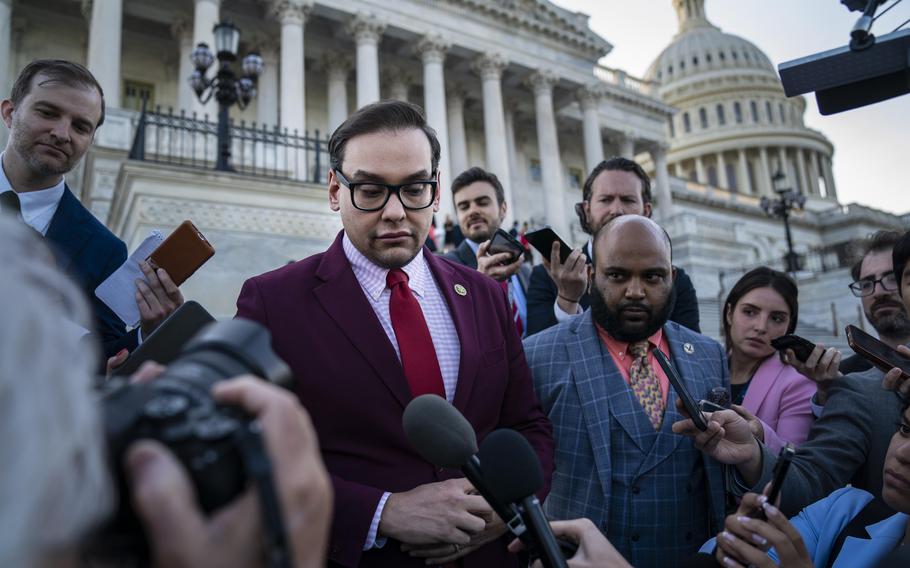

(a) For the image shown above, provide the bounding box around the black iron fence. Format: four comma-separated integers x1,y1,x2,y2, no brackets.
128,104,329,184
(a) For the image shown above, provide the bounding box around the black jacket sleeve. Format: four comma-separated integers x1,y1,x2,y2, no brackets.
525,264,560,337
670,266,700,333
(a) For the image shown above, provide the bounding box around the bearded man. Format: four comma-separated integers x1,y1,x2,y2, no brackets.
523,215,729,568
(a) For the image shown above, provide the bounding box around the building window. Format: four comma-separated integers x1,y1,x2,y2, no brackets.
529,159,542,182
726,163,738,191
699,107,708,129
734,101,743,123
680,60,686,70
732,51,739,60
668,116,676,138
707,166,718,187
567,167,583,189
743,50,750,60
750,100,759,122
706,52,713,63
719,51,726,61
683,112,691,133
779,103,786,124
692,56,699,66
766,101,774,123
123,79,155,112
668,64,673,74
716,104,726,126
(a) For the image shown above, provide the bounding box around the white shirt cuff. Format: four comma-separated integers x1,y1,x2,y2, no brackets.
363,491,391,550
553,299,583,322
810,392,825,418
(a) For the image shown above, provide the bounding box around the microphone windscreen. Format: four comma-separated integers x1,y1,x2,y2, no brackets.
402,394,478,469
478,428,543,504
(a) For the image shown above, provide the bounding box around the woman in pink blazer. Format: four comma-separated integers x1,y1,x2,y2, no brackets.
722,267,817,452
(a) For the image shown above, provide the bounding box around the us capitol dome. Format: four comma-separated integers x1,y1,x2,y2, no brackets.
645,0,838,208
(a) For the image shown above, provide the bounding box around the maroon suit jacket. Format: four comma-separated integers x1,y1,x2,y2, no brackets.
235,232,554,567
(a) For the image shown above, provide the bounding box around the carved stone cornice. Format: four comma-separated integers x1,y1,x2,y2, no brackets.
527,70,558,96
321,54,353,81
347,13,386,44
415,34,450,65
472,52,508,81
170,16,192,42
446,87,469,107
270,0,312,26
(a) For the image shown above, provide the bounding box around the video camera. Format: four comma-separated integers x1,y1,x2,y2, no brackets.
86,318,293,566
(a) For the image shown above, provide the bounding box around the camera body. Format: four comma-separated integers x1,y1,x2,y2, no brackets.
89,318,291,559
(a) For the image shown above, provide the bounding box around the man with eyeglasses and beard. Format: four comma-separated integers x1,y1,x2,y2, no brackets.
523,215,728,568
841,231,910,375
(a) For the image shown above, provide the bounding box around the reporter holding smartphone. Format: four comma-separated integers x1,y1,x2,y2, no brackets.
444,167,530,335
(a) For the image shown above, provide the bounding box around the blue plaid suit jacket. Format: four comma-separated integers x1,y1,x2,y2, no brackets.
524,311,728,554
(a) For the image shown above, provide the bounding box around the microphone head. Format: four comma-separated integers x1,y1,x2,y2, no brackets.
478,428,543,504
402,394,478,469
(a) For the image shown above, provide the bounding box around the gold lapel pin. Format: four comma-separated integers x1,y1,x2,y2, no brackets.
683,342,695,355
454,284,467,296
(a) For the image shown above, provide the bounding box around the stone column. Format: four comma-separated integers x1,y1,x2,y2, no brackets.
348,15,384,108
694,155,706,185
821,153,837,199
795,147,809,195
738,149,753,194
651,144,674,221
323,54,351,133
417,34,452,223
446,88,468,178
255,42,280,128
777,147,789,185
758,147,772,196
172,18,196,114
529,70,566,235
504,109,520,208
717,152,729,189
85,0,123,108
192,0,220,118
618,131,635,159
806,150,821,196
384,69,411,102
273,1,309,136
577,86,604,173
473,53,512,216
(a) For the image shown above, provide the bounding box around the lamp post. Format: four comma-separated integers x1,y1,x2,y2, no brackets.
760,169,807,273
189,21,263,171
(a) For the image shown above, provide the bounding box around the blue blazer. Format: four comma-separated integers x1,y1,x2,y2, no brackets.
45,187,137,358
524,311,728,557
701,487,908,568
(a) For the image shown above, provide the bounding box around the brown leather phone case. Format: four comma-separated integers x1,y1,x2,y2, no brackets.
147,220,215,286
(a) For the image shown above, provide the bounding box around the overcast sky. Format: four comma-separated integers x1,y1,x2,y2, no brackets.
550,0,910,215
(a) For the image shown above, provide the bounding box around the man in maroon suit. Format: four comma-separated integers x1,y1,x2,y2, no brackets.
235,100,554,567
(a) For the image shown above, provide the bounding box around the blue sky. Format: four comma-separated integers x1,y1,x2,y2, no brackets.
551,0,910,215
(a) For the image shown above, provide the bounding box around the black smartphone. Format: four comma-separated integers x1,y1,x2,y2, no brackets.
651,348,708,431
524,226,573,264
770,334,817,363
845,324,910,379
487,228,525,262
751,444,795,520
698,400,727,413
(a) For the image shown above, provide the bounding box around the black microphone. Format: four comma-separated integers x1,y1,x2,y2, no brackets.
401,395,528,539
478,428,569,568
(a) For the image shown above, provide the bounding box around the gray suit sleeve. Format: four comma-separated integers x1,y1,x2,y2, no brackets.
746,375,876,517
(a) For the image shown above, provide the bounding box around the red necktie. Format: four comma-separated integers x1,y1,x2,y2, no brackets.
500,280,523,336
387,268,446,398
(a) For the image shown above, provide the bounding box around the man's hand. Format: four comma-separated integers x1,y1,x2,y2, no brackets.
403,511,506,563
128,376,333,568
731,404,765,443
541,241,587,314
106,348,129,376
672,401,764,485
507,518,632,568
476,240,523,282
136,261,184,337
378,477,491,546
784,345,841,404
882,344,910,399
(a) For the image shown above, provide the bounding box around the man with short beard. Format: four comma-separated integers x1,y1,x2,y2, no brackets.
841,230,910,375
524,215,729,568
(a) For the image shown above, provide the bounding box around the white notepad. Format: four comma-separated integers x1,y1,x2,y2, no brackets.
94,230,165,326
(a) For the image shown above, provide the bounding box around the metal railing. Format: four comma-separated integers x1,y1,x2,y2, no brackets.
128,102,329,184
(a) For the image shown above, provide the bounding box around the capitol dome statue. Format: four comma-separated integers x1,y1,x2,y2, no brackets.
645,0,838,208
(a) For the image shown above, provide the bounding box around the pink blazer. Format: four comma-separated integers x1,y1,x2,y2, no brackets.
742,355,817,454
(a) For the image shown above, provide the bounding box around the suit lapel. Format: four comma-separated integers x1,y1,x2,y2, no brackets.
457,240,478,269
313,234,412,410
45,187,92,273
427,251,481,411
834,513,908,567
741,356,781,416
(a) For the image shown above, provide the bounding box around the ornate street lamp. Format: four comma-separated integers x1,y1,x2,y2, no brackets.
760,170,807,273
189,21,263,171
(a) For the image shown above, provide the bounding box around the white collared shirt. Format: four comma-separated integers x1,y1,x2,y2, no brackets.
0,152,65,235
465,238,528,334
342,233,462,551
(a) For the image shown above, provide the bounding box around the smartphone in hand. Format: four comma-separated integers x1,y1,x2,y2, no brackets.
750,444,795,520
487,228,525,263
770,334,817,363
524,226,573,264
846,324,910,379
652,348,708,431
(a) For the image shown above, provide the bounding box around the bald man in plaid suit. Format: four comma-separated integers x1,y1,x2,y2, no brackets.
524,216,728,567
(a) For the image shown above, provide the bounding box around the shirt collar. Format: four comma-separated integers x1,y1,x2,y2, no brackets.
597,323,665,357
0,152,66,212
342,232,429,300
465,239,481,255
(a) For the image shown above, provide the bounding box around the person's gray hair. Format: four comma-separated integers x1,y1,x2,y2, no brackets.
0,214,113,566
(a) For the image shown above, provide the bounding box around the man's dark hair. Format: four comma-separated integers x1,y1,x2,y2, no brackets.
851,230,904,281
450,167,505,205
581,156,652,204
10,59,105,128
893,230,910,296
722,266,799,352
328,100,440,174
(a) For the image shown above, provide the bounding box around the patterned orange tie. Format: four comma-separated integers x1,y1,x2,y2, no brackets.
629,341,665,430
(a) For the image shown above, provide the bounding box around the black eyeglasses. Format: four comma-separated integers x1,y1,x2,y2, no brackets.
334,169,437,212
849,271,898,297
